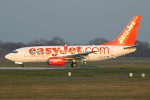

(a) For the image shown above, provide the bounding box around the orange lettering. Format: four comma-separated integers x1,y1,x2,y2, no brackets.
85,47,91,52
60,46,68,54
45,48,51,55
29,48,36,55
100,47,109,54
69,47,76,54
76,46,82,53
37,48,44,55
92,47,99,54
52,48,60,56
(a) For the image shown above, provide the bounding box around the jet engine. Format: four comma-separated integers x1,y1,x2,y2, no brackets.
47,57,65,65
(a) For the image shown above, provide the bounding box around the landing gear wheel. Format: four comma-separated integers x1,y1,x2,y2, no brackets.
21,64,24,67
71,63,77,67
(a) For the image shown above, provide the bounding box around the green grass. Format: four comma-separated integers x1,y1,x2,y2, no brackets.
0,78,150,99
0,68,150,99
0,57,150,99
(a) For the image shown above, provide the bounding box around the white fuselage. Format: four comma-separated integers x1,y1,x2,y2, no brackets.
5,45,136,63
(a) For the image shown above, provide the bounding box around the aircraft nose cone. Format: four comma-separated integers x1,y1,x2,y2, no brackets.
5,54,11,60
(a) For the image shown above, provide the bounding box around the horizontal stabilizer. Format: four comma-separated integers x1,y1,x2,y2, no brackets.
123,45,140,49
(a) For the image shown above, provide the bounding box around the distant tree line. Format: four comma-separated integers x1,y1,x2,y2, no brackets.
0,36,150,60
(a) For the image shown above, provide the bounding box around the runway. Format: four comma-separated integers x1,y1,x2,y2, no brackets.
0,66,108,70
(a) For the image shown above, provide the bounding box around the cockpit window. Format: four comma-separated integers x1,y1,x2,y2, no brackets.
12,50,18,53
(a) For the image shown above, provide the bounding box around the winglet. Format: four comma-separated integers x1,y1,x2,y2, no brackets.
101,16,141,46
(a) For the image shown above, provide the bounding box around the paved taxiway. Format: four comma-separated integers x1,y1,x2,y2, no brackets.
0,66,108,70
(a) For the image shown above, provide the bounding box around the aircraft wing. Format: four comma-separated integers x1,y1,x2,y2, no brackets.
62,51,97,61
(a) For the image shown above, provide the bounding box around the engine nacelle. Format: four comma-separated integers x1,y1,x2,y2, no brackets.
47,57,65,65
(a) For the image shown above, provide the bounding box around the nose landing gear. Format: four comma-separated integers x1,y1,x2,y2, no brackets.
21,64,24,67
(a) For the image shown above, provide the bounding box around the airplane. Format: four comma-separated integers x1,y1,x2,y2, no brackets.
5,16,141,67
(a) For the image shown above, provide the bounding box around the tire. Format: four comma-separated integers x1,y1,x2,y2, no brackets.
21,64,24,67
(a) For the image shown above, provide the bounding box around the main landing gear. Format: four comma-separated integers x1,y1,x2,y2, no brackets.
71,62,77,67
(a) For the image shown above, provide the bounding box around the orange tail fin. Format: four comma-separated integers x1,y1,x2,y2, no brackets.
101,16,141,46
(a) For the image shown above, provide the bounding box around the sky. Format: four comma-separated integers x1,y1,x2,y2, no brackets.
0,0,150,44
